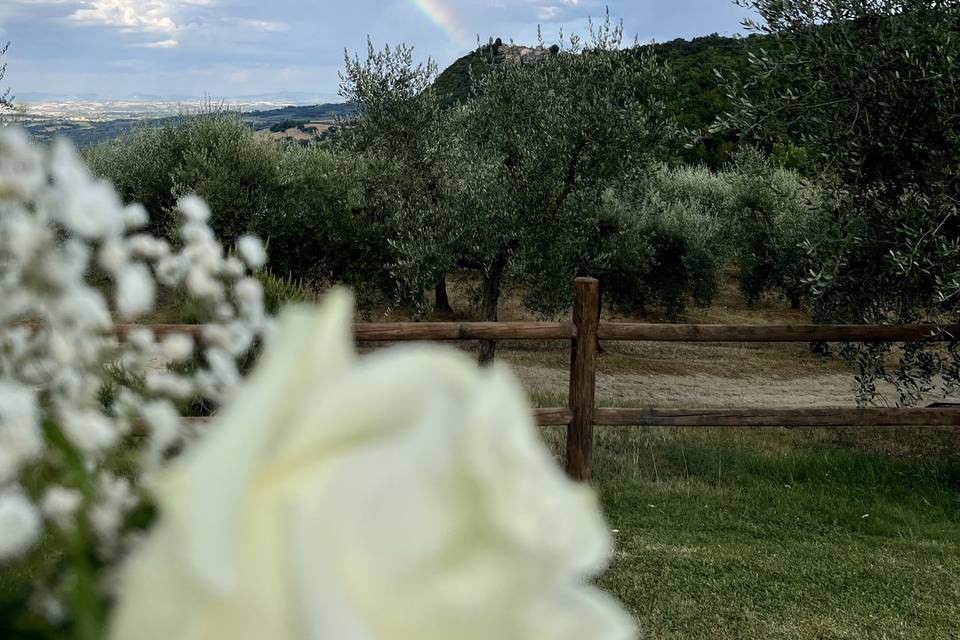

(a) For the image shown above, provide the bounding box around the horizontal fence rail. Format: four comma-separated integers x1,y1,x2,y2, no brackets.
107,277,959,481
591,407,960,427
110,322,960,344
597,323,960,343
354,321,575,342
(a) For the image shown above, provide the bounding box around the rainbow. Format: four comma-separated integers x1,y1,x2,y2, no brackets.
408,0,473,48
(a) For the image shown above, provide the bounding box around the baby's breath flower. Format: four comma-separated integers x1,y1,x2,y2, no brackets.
139,399,182,470
121,204,149,230
126,235,170,261
237,236,267,270
0,487,41,560
186,266,223,300
115,263,156,320
89,474,138,549
159,333,194,363
177,195,210,223
0,130,46,200
41,486,83,531
99,240,130,273
0,380,42,482
60,409,117,455
145,372,194,400
0,130,275,617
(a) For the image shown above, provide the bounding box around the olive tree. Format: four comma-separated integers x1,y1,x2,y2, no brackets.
404,17,677,362
339,40,455,311
1,41,12,109
726,0,960,403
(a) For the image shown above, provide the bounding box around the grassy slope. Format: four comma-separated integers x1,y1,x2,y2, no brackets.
325,274,960,638
543,426,960,639
512,276,960,640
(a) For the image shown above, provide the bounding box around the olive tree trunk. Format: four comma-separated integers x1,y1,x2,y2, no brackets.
478,255,508,365
434,273,453,313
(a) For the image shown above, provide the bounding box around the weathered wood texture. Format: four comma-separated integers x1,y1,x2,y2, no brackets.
565,278,601,482
183,408,573,427
106,279,960,484
353,322,575,342
182,408,960,428
109,322,959,343
108,321,574,342
593,408,960,427
597,323,960,343
535,408,574,426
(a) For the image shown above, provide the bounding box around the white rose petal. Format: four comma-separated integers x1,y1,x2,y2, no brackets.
110,291,635,640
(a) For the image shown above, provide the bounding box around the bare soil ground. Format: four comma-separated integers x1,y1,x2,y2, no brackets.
363,273,952,411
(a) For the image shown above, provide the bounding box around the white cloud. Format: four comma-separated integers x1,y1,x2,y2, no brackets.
69,0,213,34
141,38,178,48
239,19,289,33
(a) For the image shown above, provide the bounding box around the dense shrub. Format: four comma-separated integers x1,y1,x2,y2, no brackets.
263,145,402,296
591,155,819,316
597,166,726,316
84,112,401,300
726,148,822,308
85,111,285,244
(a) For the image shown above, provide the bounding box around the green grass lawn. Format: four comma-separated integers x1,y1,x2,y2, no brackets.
564,426,960,639
5,424,958,639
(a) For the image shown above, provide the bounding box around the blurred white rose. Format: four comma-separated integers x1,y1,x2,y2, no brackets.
110,290,635,640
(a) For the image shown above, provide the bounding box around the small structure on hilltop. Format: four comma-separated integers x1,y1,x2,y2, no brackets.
487,37,556,65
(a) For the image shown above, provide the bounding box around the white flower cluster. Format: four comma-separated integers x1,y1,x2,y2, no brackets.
0,129,271,563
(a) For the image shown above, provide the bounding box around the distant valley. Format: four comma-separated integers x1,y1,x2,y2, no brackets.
5,98,355,147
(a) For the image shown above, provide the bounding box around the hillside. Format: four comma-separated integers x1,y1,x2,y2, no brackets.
433,33,770,166
432,39,558,107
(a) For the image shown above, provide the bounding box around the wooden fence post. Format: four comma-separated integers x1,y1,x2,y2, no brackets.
566,277,600,482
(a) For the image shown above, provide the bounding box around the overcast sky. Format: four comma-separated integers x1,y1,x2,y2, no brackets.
1,0,756,101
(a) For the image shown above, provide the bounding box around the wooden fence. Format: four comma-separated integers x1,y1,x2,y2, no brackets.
130,277,960,482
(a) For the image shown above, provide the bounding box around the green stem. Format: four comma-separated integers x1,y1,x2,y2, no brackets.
43,422,105,640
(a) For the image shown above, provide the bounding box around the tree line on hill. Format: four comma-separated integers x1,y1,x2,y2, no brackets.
81,1,959,398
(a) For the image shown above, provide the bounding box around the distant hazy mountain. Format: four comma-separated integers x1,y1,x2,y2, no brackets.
18,91,339,105
18,101,356,147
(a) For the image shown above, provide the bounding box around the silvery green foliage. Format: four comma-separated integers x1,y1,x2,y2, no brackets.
727,0,960,405
594,164,729,315
723,148,823,308
395,14,677,354
0,129,270,620
593,156,820,315
339,39,440,157
0,41,11,110
338,40,452,310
